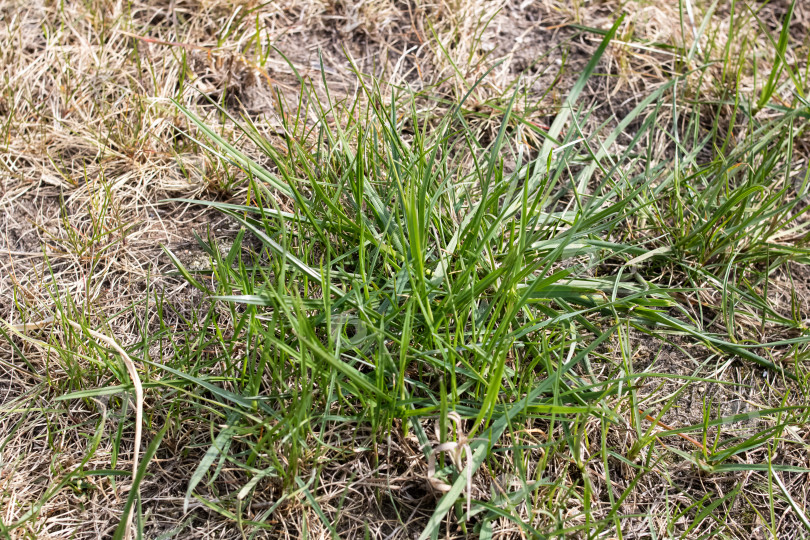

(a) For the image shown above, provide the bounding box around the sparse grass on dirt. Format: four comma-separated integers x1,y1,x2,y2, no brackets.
2,1,810,539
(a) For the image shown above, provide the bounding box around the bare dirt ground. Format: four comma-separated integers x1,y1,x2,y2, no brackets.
1,0,809,538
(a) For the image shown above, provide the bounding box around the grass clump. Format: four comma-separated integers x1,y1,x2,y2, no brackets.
145,24,809,539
